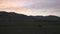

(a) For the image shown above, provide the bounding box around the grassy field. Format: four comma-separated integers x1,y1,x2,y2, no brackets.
0,20,60,34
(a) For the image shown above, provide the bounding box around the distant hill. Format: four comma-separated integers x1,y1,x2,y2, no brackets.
0,11,60,22
33,15,60,22
0,11,33,21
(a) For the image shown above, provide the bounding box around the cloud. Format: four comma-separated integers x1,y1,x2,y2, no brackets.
27,0,60,9
0,0,60,16
0,0,34,7
0,0,60,9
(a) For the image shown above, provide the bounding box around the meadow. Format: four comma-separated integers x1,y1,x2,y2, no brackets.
0,20,60,34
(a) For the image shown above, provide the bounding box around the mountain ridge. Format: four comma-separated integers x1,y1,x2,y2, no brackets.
0,11,60,21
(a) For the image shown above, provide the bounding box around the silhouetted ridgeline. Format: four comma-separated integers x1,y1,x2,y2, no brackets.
0,11,33,21
33,15,60,22
0,11,60,22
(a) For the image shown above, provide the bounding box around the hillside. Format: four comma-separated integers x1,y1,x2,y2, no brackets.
0,11,60,34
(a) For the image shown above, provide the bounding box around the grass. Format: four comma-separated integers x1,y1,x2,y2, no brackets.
0,20,60,34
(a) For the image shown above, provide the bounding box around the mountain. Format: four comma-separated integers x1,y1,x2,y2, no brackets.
0,11,33,21
0,11,60,22
33,15,60,22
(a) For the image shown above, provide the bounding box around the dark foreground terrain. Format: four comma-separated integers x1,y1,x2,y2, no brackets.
0,11,60,34
0,21,60,34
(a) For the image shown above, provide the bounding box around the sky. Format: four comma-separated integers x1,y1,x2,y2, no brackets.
0,0,60,16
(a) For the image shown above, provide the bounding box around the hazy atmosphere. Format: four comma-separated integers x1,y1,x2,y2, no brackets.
0,0,60,16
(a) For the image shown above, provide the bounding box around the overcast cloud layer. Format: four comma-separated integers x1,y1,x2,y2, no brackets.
0,0,60,16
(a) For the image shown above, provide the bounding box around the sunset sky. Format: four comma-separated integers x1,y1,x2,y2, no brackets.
0,0,60,16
